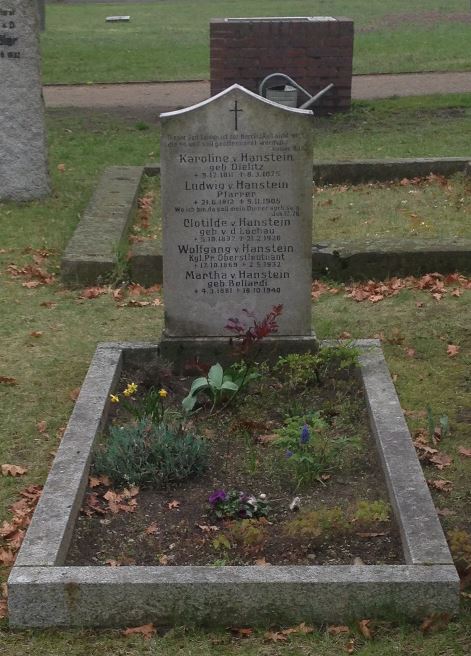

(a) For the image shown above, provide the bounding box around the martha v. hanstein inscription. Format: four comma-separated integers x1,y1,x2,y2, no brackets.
161,85,313,337
0,0,49,200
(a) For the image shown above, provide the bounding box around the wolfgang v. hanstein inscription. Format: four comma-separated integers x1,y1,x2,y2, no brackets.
161,85,313,338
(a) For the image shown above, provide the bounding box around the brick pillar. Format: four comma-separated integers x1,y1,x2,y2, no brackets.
210,17,354,115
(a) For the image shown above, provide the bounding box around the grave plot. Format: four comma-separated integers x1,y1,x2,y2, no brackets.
9,86,459,629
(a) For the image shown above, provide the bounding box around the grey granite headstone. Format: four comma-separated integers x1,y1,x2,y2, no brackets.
161,85,313,337
0,0,49,200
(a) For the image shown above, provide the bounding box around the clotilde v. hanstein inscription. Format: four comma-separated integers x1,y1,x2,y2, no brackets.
161,85,313,337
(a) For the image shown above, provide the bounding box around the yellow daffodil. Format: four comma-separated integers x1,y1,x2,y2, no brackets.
123,382,138,397
110,394,120,403
158,388,168,398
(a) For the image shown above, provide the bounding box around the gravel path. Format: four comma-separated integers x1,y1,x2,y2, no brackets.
43,72,471,115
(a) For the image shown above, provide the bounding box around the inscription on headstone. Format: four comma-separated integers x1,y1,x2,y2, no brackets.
0,0,49,200
161,85,313,337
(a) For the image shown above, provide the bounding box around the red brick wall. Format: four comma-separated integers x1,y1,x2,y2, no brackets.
210,17,354,115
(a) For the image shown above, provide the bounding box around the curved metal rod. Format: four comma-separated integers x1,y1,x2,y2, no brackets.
258,73,312,101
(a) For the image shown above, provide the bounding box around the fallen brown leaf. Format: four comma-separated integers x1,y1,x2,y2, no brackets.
0,598,7,619
429,452,452,470
30,331,43,338
122,623,156,639
437,508,456,517
145,522,159,536
420,612,450,634
0,376,17,385
428,478,453,493
167,500,181,510
345,637,355,653
37,420,47,433
358,619,373,639
0,548,15,566
69,387,80,401
327,625,350,636
1,464,28,477
230,627,253,638
458,447,471,458
264,630,287,642
447,344,460,358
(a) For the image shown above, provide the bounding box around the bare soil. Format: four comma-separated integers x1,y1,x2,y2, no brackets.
67,359,404,567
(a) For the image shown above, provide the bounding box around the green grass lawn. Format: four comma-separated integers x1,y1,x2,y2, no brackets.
41,0,471,84
1,94,470,652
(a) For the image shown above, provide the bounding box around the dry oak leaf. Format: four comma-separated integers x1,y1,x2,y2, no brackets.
358,619,373,639
144,522,159,536
428,478,453,493
458,447,471,458
37,420,47,433
429,452,452,470
404,347,416,358
1,464,28,477
257,433,278,445
437,508,456,517
122,623,156,639
420,612,450,634
69,387,81,402
230,627,253,638
0,376,17,385
88,474,111,488
79,286,109,300
0,548,15,567
327,625,350,636
30,331,43,338
345,638,356,654
254,557,270,566
447,344,460,358
0,598,7,619
167,500,181,510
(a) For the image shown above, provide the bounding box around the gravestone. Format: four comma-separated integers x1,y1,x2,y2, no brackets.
160,85,315,357
0,0,49,200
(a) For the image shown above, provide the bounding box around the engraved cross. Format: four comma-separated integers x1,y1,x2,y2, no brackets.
229,100,243,131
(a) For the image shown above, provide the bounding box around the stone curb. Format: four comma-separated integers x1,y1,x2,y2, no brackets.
8,341,459,628
61,166,143,286
60,159,471,287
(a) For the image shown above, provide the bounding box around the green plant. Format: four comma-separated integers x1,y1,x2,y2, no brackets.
426,405,450,440
208,489,269,520
110,383,179,425
94,419,208,488
448,529,471,576
224,519,268,555
273,412,359,487
276,344,360,389
182,362,258,414
353,500,390,525
283,506,348,540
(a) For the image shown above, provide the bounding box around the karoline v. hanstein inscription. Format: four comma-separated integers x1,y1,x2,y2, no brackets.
161,85,313,337
0,0,49,200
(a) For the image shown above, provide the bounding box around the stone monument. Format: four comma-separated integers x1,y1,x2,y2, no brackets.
160,85,316,361
0,0,49,201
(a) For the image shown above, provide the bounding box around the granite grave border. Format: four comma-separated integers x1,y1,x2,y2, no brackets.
8,340,459,628
60,158,471,287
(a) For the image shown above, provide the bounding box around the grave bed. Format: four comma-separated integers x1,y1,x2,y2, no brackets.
8,340,459,628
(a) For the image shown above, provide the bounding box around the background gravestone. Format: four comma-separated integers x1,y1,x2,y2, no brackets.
0,0,49,200
160,85,313,339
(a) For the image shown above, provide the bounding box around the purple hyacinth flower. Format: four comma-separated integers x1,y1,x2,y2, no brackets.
300,424,310,444
208,489,227,506
285,449,294,458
